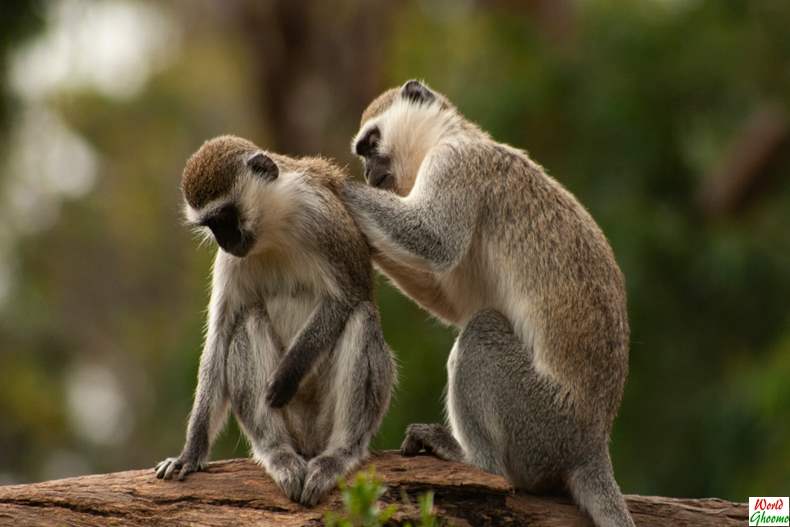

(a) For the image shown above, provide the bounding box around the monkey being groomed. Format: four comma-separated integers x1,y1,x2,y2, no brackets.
155,135,395,506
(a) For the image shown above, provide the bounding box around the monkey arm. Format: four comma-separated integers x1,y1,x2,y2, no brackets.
373,251,459,324
265,297,354,408
184,297,236,458
157,286,236,481
341,178,475,273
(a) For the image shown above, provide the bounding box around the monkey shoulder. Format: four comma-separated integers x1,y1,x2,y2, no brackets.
423,140,533,191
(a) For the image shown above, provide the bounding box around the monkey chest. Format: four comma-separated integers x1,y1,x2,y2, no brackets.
264,292,320,351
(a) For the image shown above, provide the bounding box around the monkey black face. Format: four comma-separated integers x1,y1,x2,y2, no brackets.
202,203,255,257
203,152,278,257
354,127,393,189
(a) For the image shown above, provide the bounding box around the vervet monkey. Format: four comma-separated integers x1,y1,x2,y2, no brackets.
155,135,395,507
342,81,634,527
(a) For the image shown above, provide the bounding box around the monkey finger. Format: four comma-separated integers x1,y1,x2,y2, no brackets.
163,459,181,480
156,463,170,479
266,382,294,409
177,464,193,481
155,458,176,479
399,435,424,456
275,470,304,502
300,481,324,508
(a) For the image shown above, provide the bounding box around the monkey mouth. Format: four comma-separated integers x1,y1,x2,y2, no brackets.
207,223,255,257
202,204,256,257
368,170,393,189
219,235,255,257
364,155,393,189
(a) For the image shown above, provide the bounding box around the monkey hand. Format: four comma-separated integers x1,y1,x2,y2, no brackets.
400,423,465,462
154,453,204,481
265,371,299,409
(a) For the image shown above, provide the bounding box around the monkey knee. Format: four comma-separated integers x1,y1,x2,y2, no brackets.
458,308,514,352
464,308,512,335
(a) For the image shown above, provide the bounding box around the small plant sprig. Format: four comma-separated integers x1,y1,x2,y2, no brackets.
324,469,440,527
414,491,438,527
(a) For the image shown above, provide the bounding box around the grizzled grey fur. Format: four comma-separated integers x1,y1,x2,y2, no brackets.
343,81,634,527
156,136,395,507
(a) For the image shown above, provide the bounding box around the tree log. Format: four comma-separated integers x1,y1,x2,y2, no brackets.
0,451,747,526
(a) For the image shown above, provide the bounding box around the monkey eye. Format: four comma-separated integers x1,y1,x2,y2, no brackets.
247,152,279,181
355,127,380,157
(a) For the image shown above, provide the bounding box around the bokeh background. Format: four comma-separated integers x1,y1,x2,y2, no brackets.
0,0,788,502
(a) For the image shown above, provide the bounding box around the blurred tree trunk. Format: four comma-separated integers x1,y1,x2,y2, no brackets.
486,0,578,46
228,1,399,163
700,103,788,217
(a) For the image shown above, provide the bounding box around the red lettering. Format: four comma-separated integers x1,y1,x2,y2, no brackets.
753,497,787,511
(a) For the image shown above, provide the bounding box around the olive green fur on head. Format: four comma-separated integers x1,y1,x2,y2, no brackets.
360,88,398,127
182,135,349,212
181,135,258,209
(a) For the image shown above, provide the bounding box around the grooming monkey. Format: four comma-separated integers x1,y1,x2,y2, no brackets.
341,80,635,526
155,135,395,506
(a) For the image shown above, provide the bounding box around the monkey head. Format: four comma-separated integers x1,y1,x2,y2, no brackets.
351,80,456,196
181,135,285,258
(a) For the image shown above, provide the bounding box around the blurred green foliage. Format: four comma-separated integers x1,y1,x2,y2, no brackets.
324,469,438,527
0,0,43,128
0,0,787,503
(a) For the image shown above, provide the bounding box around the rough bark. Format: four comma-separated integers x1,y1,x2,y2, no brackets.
0,451,747,526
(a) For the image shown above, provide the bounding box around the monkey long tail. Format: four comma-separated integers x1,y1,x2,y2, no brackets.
567,451,635,527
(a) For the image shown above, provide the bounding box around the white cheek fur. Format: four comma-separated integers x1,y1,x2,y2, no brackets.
184,202,201,225
355,97,458,196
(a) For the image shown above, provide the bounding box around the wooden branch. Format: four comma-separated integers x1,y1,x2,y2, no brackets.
0,451,747,526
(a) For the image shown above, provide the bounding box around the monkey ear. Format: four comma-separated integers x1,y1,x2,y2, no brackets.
247,152,278,181
401,79,435,105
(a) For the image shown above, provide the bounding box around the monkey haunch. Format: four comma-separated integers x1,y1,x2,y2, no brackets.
343,81,635,527
155,135,395,507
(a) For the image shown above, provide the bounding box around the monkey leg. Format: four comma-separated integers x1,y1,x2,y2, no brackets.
398,309,515,473
446,308,588,487
299,302,395,507
227,310,307,502
447,308,634,526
